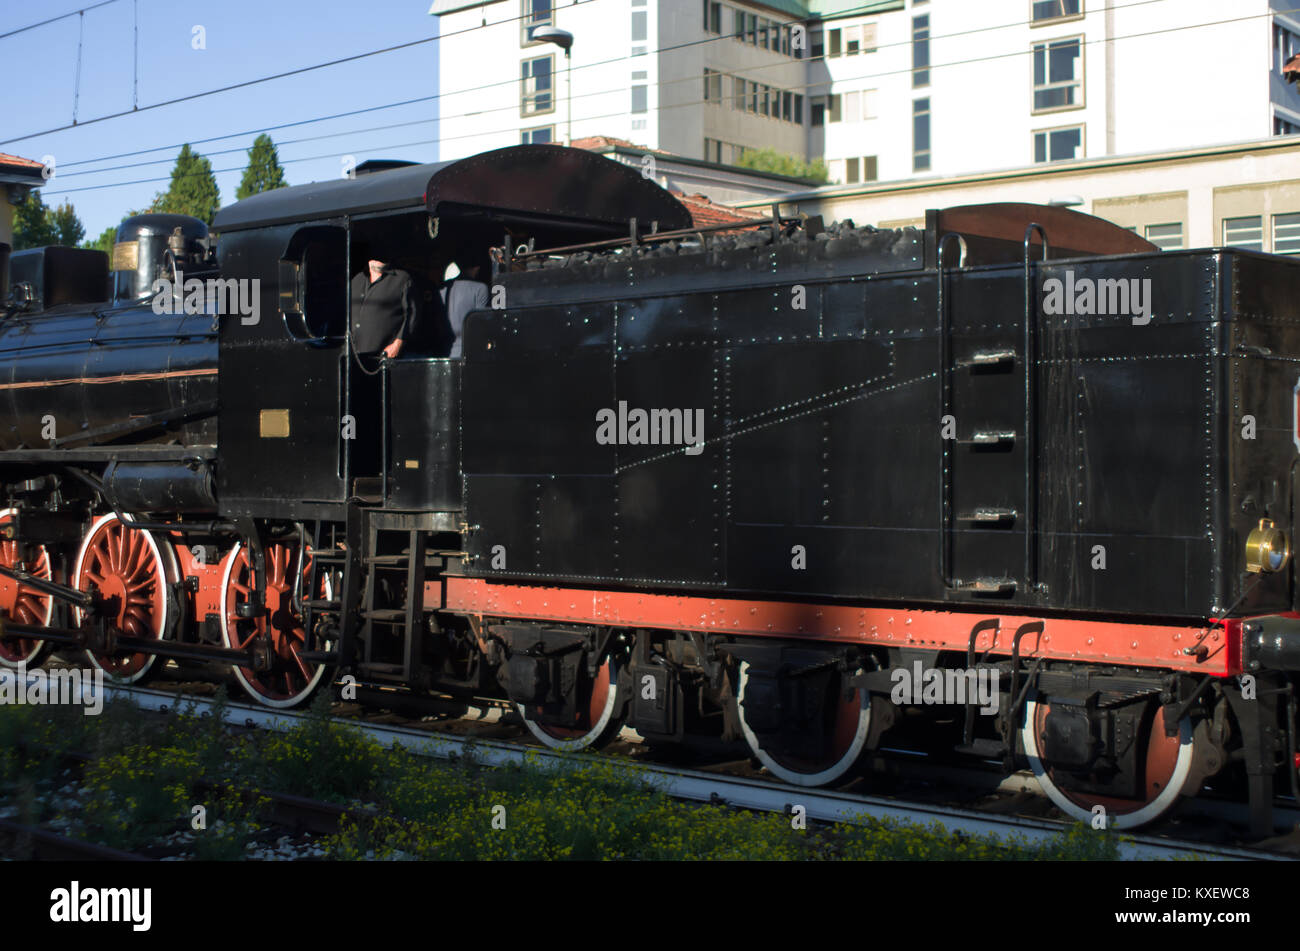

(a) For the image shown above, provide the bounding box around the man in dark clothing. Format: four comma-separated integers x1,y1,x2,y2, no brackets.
350,258,416,358
441,257,489,359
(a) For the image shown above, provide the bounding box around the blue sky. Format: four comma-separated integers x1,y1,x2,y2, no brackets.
0,0,442,238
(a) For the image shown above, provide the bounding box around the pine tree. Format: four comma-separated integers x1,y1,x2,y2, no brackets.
11,191,58,249
156,144,221,224
235,134,288,200
49,202,85,247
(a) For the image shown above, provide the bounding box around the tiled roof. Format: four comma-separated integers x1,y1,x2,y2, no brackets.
0,153,43,172
671,189,766,230
571,135,671,155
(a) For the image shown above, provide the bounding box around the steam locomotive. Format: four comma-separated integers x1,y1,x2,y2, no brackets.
3,144,1300,834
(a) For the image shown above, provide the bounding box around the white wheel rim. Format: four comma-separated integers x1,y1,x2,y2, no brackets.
517,659,621,751
219,541,330,709
1020,692,1195,829
737,661,871,787
72,512,176,684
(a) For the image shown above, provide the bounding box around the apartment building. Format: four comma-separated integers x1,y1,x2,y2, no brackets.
430,0,1300,183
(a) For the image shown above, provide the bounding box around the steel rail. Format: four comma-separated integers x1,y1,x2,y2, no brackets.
42,676,1280,862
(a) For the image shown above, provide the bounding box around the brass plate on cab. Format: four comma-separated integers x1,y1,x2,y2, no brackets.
110,240,139,272
259,409,290,438
404,459,419,469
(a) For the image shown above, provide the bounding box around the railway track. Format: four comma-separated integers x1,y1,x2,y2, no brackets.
0,666,1278,862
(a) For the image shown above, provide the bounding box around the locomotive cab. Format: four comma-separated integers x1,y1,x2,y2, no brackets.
210,145,691,520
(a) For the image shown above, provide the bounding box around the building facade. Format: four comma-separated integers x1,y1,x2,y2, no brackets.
0,153,45,250
430,0,1300,183
735,135,1300,255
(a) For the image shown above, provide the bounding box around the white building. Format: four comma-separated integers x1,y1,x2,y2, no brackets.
430,0,1300,185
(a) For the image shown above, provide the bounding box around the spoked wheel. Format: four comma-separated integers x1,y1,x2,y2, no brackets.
73,513,177,684
736,661,872,787
220,541,334,709
0,508,55,670
517,657,624,751
1021,691,1197,829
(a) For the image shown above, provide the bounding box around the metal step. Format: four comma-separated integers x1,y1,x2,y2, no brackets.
363,609,406,622
958,349,1016,370
964,430,1016,449
957,508,1017,525
954,578,1017,595
365,555,409,566
302,599,340,611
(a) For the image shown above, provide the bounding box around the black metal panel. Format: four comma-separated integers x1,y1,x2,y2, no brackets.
8,247,109,311
387,358,461,511
216,224,347,515
0,297,216,453
1224,251,1300,617
460,303,614,476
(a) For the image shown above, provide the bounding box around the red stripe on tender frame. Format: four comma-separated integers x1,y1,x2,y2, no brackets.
438,577,1241,676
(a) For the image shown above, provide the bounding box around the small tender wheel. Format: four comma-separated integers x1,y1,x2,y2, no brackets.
220,541,334,709
517,657,624,751
0,508,54,670
736,661,871,787
73,513,177,684
1020,690,1197,829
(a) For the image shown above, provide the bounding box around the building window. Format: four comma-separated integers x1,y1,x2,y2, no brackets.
1033,37,1083,111
1274,213,1300,254
829,28,842,57
631,84,648,114
794,93,804,123
846,24,860,54
864,155,879,181
704,0,722,33
704,68,723,103
862,88,879,119
521,55,554,115
812,99,826,126
521,126,553,145
828,93,842,122
846,157,861,183
1223,216,1264,251
782,90,792,120
704,137,723,163
1032,0,1081,22
913,97,931,171
1275,23,1300,73
1145,223,1183,250
522,0,553,43
632,10,647,41
811,27,824,58
733,77,747,110
1276,116,1300,136
844,91,860,121
1033,125,1083,162
862,22,878,52
913,15,930,87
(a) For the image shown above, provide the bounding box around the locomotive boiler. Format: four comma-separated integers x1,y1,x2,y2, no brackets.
3,144,1300,837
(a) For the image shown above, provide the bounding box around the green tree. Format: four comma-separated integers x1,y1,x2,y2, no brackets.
735,147,829,184
11,191,58,249
155,144,221,225
49,202,85,247
82,225,118,255
235,133,288,200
